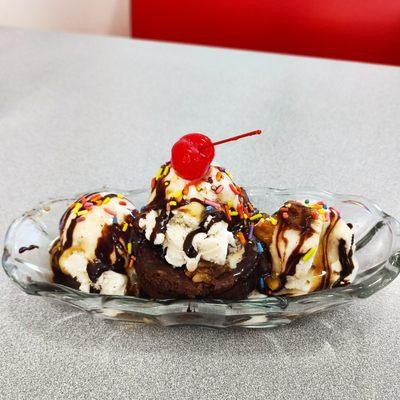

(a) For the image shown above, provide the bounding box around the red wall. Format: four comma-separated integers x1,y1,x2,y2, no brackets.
132,0,400,65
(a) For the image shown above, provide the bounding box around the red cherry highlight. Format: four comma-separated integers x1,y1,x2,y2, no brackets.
171,133,215,180
171,130,262,180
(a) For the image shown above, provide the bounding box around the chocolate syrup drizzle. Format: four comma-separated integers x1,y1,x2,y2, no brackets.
336,238,355,286
183,211,226,258
275,202,315,278
18,245,39,253
318,210,340,289
150,209,169,243
146,179,168,211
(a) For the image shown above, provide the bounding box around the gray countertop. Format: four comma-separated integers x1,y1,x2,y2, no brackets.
1,27,400,400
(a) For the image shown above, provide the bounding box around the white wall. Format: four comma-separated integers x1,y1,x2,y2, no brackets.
0,0,131,36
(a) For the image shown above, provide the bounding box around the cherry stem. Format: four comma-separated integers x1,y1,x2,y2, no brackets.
211,130,262,147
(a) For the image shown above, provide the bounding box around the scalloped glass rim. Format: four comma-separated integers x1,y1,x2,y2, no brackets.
2,187,400,329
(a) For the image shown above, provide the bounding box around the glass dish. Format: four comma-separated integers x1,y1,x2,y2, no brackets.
2,187,400,329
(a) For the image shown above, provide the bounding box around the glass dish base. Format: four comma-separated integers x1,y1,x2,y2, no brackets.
3,187,400,329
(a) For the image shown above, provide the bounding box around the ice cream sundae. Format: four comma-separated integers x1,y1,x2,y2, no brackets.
51,130,358,299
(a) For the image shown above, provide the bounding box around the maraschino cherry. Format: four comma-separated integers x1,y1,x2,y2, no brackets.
171,130,262,180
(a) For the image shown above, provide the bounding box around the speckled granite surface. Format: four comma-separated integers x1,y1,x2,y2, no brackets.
0,27,399,400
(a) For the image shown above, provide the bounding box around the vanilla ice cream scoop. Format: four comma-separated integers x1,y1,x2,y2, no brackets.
254,200,358,295
139,162,254,272
51,192,137,295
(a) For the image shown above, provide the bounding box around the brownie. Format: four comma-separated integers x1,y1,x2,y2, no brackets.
134,240,261,300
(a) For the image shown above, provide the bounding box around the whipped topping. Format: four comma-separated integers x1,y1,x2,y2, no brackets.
139,209,165,245
95,270,128,295
139,208,242,271
57,192,136,295
140,163,251,271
